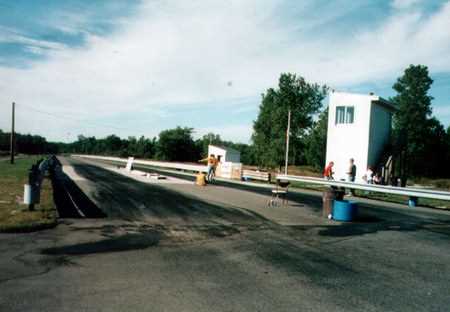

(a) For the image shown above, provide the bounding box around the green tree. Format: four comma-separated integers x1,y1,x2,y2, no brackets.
135,136,155,158
156,127,199,161
230,143,256,165
304,107,328,169
252,73,327,168
196,133,223,157
421,118,448,177
391,64,445,178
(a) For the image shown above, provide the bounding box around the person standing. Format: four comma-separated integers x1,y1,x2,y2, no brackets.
199,154,217,182
347,158,357,182
212,154,219,179
323,161,334,180
346,158,357,195
365,166,374,184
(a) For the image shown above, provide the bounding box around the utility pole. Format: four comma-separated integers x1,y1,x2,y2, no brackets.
10,102,15,164
284,109,291,175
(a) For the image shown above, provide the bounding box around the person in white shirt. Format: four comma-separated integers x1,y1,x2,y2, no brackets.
364,167,374,184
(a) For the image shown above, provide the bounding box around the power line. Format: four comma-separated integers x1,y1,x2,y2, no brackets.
16,103,138,133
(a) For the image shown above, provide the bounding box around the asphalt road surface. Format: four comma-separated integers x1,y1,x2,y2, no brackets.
1,156,450,312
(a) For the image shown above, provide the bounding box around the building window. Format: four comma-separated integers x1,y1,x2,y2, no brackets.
336,106,345,124
335,106,354,124
345,106,354,123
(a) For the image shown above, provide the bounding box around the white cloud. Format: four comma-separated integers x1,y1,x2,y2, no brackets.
0,0,450,142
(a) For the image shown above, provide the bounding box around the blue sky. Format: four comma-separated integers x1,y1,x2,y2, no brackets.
0,0,449,143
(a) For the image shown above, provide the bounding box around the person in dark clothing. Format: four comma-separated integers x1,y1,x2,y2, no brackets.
346,158,357,195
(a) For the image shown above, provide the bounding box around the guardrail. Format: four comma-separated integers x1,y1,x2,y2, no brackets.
72,154,277,190
242,170,271,182
73,154,208,173
276,174,450,204
72,154,450,206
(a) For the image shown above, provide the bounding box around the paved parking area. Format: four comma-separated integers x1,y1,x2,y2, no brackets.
1,156,450,312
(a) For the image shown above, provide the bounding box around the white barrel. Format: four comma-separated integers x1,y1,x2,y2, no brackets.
24,184,32,204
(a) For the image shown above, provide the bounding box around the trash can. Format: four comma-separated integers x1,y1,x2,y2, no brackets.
24,184,33,205
333,200,358,222
322,189,335,217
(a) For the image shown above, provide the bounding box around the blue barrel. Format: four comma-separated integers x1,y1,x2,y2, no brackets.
333,200,358,221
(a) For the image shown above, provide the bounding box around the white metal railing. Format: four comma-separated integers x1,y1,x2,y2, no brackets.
276,174,450,201
72,155,450,203
73,154,208,173
72,154,275,190
242,169,271,182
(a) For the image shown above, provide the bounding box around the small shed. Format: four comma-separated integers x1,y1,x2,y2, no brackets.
207,145,241,163
325,92,396,182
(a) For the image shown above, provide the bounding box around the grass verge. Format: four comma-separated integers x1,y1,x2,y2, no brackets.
0,156,57,233
353,191,450,209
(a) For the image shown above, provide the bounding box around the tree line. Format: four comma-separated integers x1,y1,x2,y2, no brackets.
0,130,58,155
50,130,257,165
0,128,256,164
1,64,449,178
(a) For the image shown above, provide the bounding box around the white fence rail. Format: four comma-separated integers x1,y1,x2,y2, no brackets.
73,154,208,173
72,155,450,203
276,174,450,202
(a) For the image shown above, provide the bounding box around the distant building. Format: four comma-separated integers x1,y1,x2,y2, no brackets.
208,145,242,179
325,92,396,182
208,145,241,163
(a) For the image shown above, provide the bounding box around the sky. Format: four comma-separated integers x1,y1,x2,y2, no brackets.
0,0,449,143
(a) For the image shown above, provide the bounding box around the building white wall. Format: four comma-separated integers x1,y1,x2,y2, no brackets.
325,92,394,182
326,93,373,182
207,145,242,179
208,145,226,162
207,145,240,163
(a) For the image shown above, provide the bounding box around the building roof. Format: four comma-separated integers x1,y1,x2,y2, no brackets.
372,96,397,111
209,144,240,154
331,91,397,111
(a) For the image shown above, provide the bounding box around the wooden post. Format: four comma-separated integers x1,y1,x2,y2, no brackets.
284,109,291,175
10,102,15,164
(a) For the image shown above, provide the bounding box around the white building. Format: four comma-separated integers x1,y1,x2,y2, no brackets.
207,145,242,179
325,92,396,182
207,145,241,163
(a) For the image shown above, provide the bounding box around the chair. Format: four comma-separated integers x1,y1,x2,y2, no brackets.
268,180,290,207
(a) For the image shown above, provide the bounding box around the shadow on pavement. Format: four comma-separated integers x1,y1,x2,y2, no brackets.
66,159,270,225
130,164,326,214
42,231,161,255
285,217,450,238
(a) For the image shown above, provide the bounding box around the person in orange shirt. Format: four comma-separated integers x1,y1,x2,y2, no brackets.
199,154,217,182
323,161,334,180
